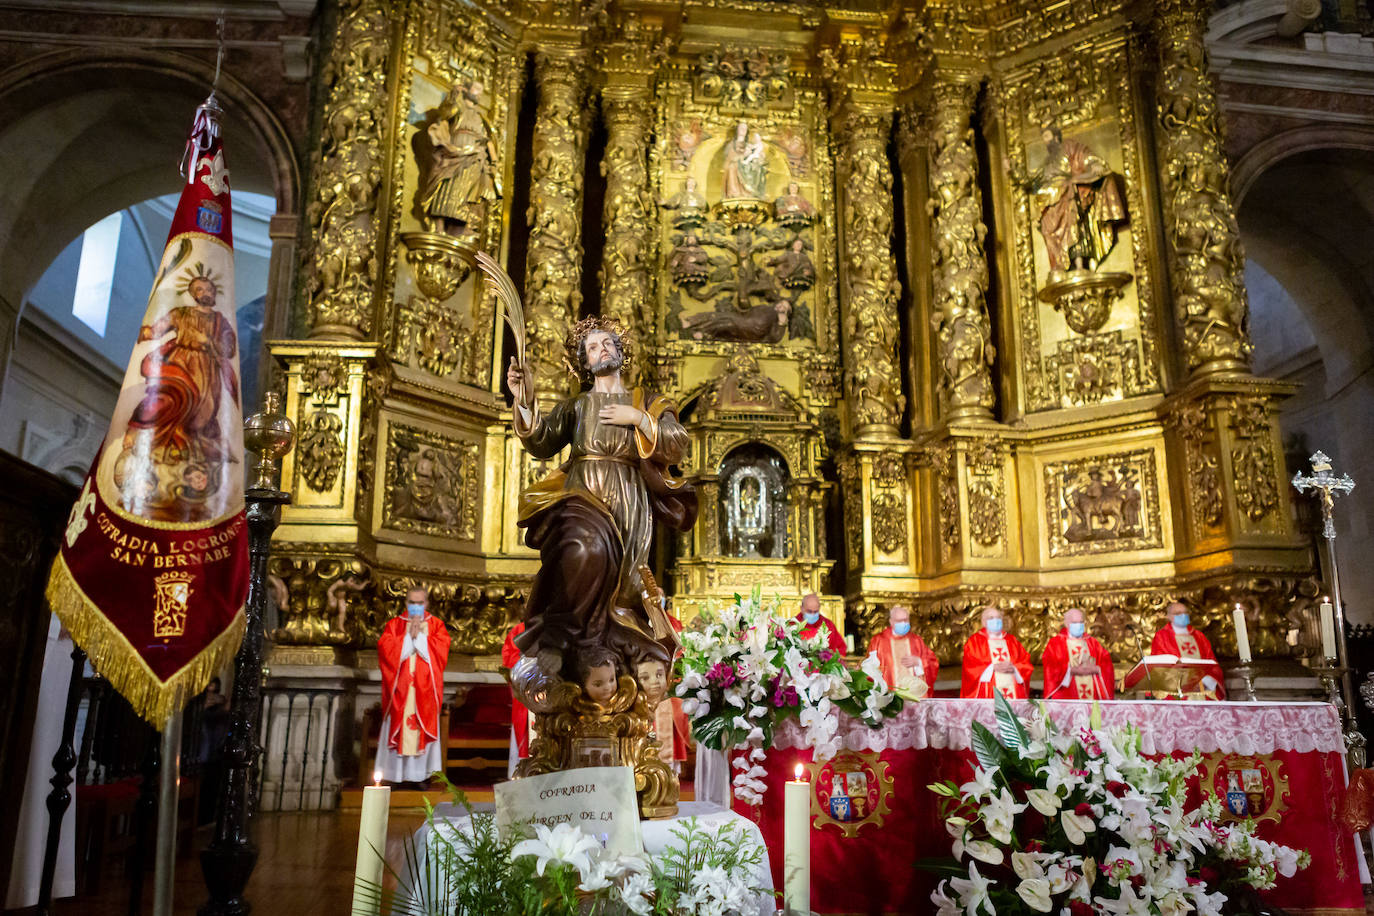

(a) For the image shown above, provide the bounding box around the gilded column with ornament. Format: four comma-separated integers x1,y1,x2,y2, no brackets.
303,0,393,340
597,34,660,372
832,100,904,436
525,48,592,397
928,73,995,421
1153,0,1252,376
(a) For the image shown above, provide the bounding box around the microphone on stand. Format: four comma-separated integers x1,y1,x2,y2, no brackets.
1127,621,1158,698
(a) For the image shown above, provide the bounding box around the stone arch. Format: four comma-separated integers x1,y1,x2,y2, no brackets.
1236,144,1374,621
0,47,300,318
1231,125,1374,208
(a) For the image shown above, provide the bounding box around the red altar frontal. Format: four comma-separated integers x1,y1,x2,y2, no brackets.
731,699,1366,915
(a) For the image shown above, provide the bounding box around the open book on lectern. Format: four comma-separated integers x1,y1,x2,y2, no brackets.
1121,654,1217,695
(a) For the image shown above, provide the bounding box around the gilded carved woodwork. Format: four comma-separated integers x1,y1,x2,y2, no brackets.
1227,395,1280,524
1044,448,1163,558
599,93,657,357
928,76,995,419
835,106,903,433
265,0,1316,673
304,0,391,338
526,49,593,397
1154,0,1253,374
298,412,346,493
383,423,480,541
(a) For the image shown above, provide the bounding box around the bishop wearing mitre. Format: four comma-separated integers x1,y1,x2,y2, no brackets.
377,586,451,783
1151,601,1225,699
1042,607,1115,700
867,604,938,699
960,606,1032,699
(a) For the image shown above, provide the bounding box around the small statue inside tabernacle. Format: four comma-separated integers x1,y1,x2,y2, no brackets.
419,80,501,239
1018,125,1127,277
721,120,768,200
659,176,709,229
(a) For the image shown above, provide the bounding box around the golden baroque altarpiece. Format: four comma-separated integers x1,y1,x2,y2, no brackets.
268,0,1321,698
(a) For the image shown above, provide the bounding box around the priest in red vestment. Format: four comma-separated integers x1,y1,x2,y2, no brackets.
867,604,938,698
960,606,1032,699
501,621,530,773
797,592,847,655
1150,601,1225,699
376,587,450,783
1042,607,1115,700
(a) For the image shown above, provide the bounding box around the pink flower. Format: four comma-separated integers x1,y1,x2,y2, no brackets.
707,662,737,688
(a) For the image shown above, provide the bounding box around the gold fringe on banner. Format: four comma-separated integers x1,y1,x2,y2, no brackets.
45,553,246,728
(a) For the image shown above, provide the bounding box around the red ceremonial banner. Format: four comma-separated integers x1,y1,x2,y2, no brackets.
46,97,248,726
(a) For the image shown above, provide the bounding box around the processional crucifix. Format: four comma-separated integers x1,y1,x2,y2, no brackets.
1291,450,1364,766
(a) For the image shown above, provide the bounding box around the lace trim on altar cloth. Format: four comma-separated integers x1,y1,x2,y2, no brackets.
771,699,1345,756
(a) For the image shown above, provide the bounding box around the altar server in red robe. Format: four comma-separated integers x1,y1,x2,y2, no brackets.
867,604,938,698
376,587,450,783
501,622,530,773
797,592,847,655
960,606,1032,699
1151,601,1225,699
1042,607,1115,700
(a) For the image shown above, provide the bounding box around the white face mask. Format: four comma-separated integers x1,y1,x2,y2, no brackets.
985,617,1004,634
407,602,425,618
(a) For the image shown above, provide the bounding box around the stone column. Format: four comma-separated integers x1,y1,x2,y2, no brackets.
303,0,392,340
927,74,995,421
525,48,592,397
1154,0,1253,376
834,103,905,436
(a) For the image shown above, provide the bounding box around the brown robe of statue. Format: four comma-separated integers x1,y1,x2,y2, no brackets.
512,388,697,677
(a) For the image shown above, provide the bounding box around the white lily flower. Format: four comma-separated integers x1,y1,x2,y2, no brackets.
981,788,1027,844
930,880,961,916
860,651,885,683
960,766,1000,801
950,860,994,915
510,822,600,878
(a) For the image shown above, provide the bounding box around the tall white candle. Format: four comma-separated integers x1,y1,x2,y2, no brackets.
1233,604,1252,664
352,773,391,916
783,763,811,915
1320,598,1337,660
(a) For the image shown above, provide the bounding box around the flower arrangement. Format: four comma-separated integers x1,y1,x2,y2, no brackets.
359,778,770,916
925,693,1309,915
676,587,902,804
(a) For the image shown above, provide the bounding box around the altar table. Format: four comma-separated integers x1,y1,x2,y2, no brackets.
731,699,1366,915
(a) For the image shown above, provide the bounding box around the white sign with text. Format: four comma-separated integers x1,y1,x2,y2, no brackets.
494,766,644,856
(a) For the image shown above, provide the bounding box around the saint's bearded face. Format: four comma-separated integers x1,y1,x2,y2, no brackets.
583,330,624,377
188,278,217,308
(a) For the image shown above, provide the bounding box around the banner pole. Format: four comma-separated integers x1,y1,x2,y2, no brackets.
152,710,183,916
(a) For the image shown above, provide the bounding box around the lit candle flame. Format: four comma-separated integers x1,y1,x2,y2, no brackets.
794,763,804,782
373,770,382,786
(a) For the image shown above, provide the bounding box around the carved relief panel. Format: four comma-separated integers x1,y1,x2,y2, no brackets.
382,422,480,542
1042,445,1166,560
653,49,839,412
997,37,1164,413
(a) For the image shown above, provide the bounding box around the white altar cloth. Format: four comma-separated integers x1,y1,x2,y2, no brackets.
404,800,774,914
770,698,1346,756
